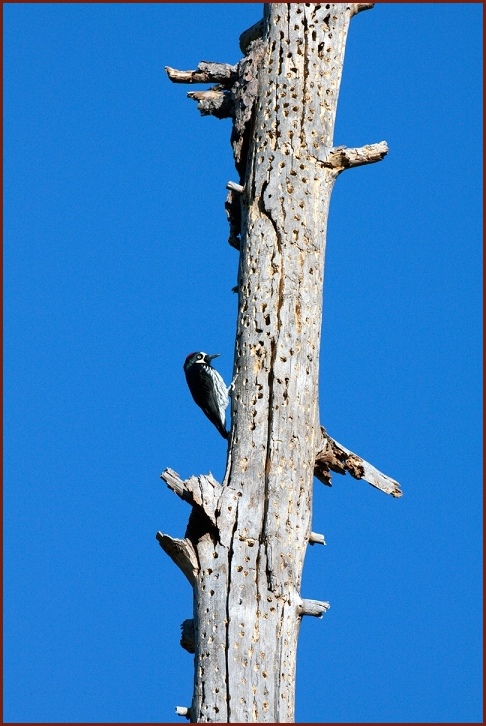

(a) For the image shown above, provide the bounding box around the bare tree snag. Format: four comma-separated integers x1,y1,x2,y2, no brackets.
159,4,401,722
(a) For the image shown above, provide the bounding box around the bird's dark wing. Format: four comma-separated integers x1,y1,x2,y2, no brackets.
185,366,228,438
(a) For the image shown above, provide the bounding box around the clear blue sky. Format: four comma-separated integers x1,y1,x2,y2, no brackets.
3,3,482,723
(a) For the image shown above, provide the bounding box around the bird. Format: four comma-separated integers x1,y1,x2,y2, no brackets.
183,352,230,439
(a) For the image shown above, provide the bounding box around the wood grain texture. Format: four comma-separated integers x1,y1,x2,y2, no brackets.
314,427,402,497
219,5,354,721
160,4,395,722
166,62,237,85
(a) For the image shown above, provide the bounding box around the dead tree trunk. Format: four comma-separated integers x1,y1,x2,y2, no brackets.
158,4,401,722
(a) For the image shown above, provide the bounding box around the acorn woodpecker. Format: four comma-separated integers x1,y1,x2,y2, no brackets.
183,352,230,439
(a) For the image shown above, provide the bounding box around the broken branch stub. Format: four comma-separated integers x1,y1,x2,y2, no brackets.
351,3,375,17
165,61,237,85
155,532,199,585
299,599,331,618
180,618,195,653
186,87,234,119
160,467,221,524
315,427,402,498
326,141,389,171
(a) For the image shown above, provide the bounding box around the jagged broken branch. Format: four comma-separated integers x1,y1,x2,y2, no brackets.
299,599,331,618
160,468,221,524
351,3,375,16
309,531,326,546
166,61,237,85
186,88,234,119
326,141,389,171
165,62,236,119
315,426,402,497
156,532,199,585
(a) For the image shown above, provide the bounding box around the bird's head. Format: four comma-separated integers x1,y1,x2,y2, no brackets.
183,352,220,370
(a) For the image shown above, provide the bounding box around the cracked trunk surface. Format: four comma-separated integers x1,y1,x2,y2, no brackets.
190,5,352,723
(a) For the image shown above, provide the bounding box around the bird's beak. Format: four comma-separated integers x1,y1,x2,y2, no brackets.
206,353,220,362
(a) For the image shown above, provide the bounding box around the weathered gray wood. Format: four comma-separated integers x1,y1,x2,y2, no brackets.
175,706,191,718
155,532,199,586
351,3,375,17
186,88,234,119
166,62,237,85
226,181,244,193
327,141,389,170
309,531,326,546
299,599,331,618
159,3,398,722
160,468,220,524
212,9,357,717
315,427,402,497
